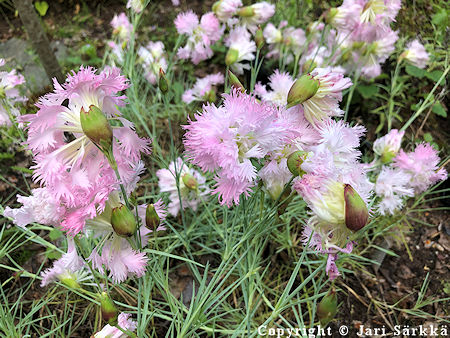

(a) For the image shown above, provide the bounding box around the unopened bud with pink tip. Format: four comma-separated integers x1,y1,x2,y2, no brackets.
182,173,198,190
227,69,245,93
287,151,307,177
344,184,369,231
145,203,160,231
317,287,338,326
159,68,169,94
255,26,264,49
99,292,119,326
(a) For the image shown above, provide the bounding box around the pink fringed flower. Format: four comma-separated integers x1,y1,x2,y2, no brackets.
40,237,87,287
302,222,354,280
239,1,275,33
183,89,292,206
393,143,448,193
156,158,210,216
373,129,404,162
94,312,137,338
138,41,168,84
3,187,64,228
299,68,352,125
18,66,150,235
293,118,372,280
224,26,256,74
264,22,306,63
213,0,242,22
107,41,125,65
127,0,145,13
175,11,223,64
89,237,148,284
401,39,429,69
0,59,27,126
85,191,164,282
182,73,224,104
375,166,414,215
111,13,133,42
255,70,295,106
357,28,398,78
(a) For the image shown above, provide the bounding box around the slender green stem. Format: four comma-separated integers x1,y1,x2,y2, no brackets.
387,61,401,131
401,66,449,132
344,71,360,121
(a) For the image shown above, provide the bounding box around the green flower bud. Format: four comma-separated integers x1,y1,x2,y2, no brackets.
111,204,137,237
344,184,369,231
80,105,113,150
326,8,338,24
380,150,396,164
145,203,160,231
59,272,81,289
212,1,220,13
255,26,264,50
182,173,198,190
237,6,254,17
225,49,239,66
286,74,320,108
204,89,217,103
159,68,169,94
317,288,338,326
99,292,119,326
352,41,365,50
287,151,307,177
0,87,5,99
227,69,245,93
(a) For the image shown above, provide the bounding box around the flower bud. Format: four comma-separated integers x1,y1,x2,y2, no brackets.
325,8,338,24
204,89,217,103
59,272,81,289
145,203,160,231
380,151,396,164
237,6,254,17
317,288,338,326
80,105,113,150
287,151,307,177
212,1,220,13
255,26,264,50
344,184,369,231
111,204,137,237
0,87,5,99
225,48,239,66
286,74,320,108
159,68,169,94
182,173,198,190
99,292,118,326
227,69,245,93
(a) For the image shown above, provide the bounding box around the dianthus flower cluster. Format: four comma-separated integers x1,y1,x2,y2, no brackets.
174,10,223,64
325,0,401,78
138,41,168,84
3,67,166,290
182,73,224,104
372,130,447,215
0,59,27,126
